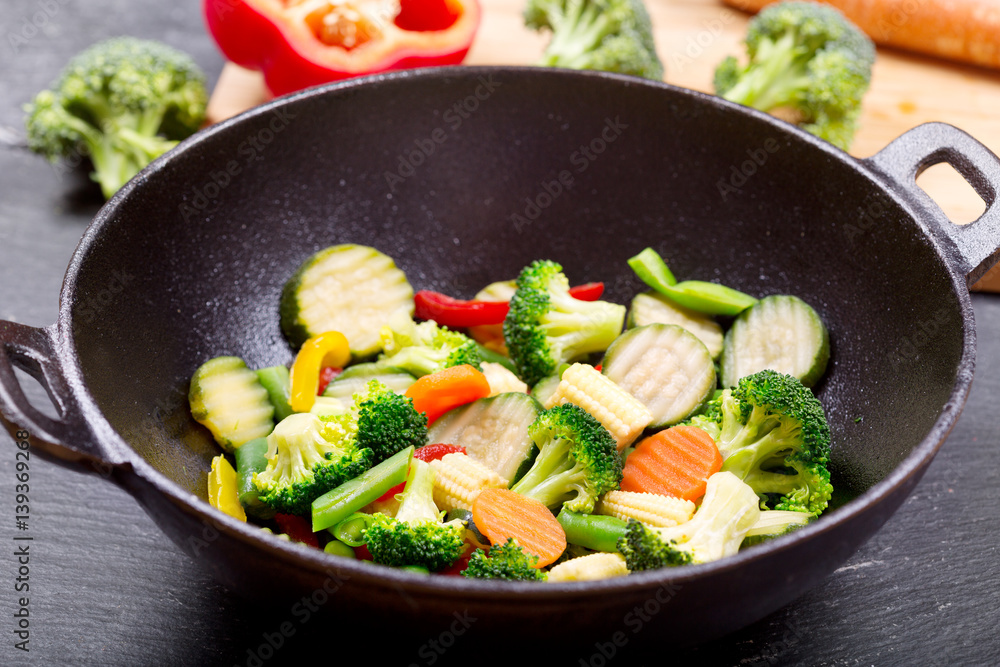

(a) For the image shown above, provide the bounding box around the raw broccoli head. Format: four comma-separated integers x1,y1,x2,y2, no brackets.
717,369,833,515
363,460,466,571
618,471,761,569
379,311,483,377
354,379,428,464
253,413,373,516
713,1,875,149
524,0,663,79
509,403,623,513
503,260,626,387
462,538,548,581
681,391,724,440
24,36,207,198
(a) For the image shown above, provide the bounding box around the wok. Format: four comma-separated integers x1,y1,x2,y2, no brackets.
1,67,998,647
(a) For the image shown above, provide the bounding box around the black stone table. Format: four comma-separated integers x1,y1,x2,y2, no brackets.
0,1,998,664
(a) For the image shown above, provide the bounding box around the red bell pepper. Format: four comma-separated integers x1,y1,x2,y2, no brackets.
204,0,481,96
413,282,607,328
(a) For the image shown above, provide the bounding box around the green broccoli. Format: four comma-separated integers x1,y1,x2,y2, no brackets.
741,509,814,548
462,538,548,581
509,403,623,513
681,390,724,441
617,471,761,570
503,260,626,387
379,311,483,377
712,369,833,515
354,379,428,464
713,1,875,149
363,459,466,571
524,0,663,80
24,37,207,198
253,412,373,516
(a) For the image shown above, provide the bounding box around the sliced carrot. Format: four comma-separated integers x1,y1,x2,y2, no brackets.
404,364,491,425
620,425,723,502
472,488,566,568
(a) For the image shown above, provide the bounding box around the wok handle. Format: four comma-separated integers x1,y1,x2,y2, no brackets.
864,122,1000,288
0,320,126,473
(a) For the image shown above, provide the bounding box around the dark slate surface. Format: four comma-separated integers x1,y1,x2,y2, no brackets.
0,1,998,665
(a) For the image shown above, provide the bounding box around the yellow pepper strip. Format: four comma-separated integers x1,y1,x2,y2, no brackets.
208,455,246,521
289,331,351,413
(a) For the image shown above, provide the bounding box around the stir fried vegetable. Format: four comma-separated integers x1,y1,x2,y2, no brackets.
191,243,834,579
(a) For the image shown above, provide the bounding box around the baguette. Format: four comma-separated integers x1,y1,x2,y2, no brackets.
723,0,1000,70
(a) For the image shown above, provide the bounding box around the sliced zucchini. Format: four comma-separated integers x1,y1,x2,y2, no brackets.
280,244,414,357
720,295,829,388
601,324,716,429
426,392,543,483
189,356,274,453
627,291,724,359
323,363,416,400
530,373,562,408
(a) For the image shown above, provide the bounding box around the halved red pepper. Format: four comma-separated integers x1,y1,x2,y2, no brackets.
414,282,606,328
204,0,481,96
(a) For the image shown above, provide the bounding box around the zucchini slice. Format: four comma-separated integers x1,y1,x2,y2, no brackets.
426,392,543,483
601,324,716,429
189,356,275,452
627,291,724,359
720,295,829,388
280,244,414,357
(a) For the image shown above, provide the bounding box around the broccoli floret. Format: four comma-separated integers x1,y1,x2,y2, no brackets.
503,260,626,387
354,379,428,464
716,369,833,515
713,1,875,149
617,471,761,569
379,311,483,377
363,459,466,571
741,509,814,548
253,413,373,516
462,538,548,581
24,37,207,198
509,403,623,513
681,391,724,440
524,0,663,80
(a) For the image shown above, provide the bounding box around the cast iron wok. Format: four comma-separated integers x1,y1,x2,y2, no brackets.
1,67,998,647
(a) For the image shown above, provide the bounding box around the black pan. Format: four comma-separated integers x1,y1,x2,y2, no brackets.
1,67,998,647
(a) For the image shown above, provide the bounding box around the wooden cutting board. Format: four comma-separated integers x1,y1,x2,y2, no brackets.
206,0,1000,291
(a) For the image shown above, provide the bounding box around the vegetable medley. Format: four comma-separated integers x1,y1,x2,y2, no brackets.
193,243,833,582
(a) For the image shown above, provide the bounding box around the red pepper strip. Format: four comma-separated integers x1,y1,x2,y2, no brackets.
274,513,320,548
414,282,607,328
415,443,466,461
204,0,481,97
316,366,342,396
568,282,605,301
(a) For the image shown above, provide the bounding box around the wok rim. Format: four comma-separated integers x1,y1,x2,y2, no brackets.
57,65,978,602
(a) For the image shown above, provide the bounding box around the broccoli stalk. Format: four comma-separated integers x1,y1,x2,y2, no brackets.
503,260,626,387
253,413,373,516
524,0,664,80
741,509,814,548
462,538,548,581
713,1,875,149
24,37,207,198
363,459,466,572
379,311,483,377
617,471,761,569
711,369,833,515
509,403,623,513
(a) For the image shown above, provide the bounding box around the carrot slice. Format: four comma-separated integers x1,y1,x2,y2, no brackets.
404,364,491,425
472,488,566,568
620,425,723,502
